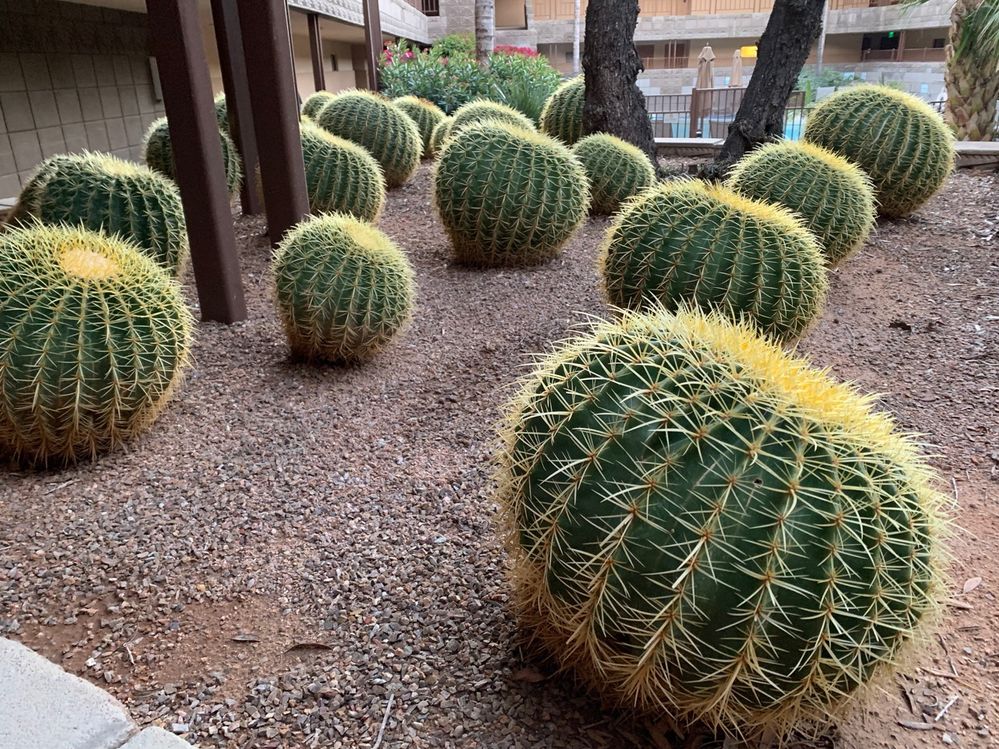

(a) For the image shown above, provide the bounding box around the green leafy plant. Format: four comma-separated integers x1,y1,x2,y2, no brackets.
0,223,193,465
143,117,243,196
572,133,656,215
498,303,945,741
300,119,385,221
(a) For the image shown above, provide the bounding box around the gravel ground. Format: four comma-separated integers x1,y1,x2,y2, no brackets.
1,164,997,749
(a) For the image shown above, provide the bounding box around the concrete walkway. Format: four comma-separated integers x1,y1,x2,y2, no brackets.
0,639,195,749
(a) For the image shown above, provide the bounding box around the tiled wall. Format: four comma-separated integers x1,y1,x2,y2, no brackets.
0,0,166,198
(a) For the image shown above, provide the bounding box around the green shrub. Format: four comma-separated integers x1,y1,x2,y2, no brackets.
302,91,335,119
572,133,655,215
727,140,876,264
299,120,385,221
434,122,589,266
10,153,189,276
803,84,954,218
450,99,536,134
498,303,945,741
600,180,827,340
0,223,193,465
540,77,585,145
316,90,422,188
393,95,447,157
143,117,243,197
273,214,415,363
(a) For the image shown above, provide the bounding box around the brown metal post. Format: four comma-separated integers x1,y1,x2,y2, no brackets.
307,13,326,92
237,0,309,246
690,87,700,137
362,0,383,91
147,0,247,324
210,0,262,216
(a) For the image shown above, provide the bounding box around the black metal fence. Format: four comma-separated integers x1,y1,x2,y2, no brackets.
647,88,805,140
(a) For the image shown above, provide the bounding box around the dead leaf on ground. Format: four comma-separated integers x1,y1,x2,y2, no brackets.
231,633,261,643
285,642,332,653
962,576,982,593
511,667,546,683
897,720,935,731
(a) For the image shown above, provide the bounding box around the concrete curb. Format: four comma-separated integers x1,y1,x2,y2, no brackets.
0,639,195,749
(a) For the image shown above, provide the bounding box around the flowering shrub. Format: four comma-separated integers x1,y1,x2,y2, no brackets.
494,45,540,58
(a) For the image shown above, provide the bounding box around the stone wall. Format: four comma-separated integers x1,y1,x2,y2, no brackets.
0,0,166,198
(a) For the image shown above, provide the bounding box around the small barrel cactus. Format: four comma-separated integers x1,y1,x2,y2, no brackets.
302,90,335,120
315,90,422,188
572,133,656,215
393,96,447,158
499,304,945,740
214,93,229,131
540,77,585,145
429,117,453,158
11,152,189,276
273,214,415,363
300,120,385,221
450,99,536,135
803,84,954,218
0,224,193,465
600,180,827,340
434,122,589,267
143,117,243,196
727,140,875,264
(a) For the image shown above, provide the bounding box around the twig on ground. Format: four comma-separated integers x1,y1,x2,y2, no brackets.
372,693,395,749
934,694,959,722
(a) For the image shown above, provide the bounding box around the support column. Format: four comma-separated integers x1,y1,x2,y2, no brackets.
147,0,247,324
210,0,262,216
308,13,326,92
362,0,383,91
237,0,309,246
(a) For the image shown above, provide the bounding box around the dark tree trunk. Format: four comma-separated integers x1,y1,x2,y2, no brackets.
702,0,825,179
582,0,658,168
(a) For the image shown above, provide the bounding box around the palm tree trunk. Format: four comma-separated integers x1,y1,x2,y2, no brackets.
945,0,999,140
475,0,495,64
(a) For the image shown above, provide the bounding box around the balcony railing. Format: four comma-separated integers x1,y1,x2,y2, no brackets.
402,0,439,15
862,46,946,61
536,0,903,19
642,55,692,70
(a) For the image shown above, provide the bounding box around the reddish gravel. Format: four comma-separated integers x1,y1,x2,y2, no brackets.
1,163,997,748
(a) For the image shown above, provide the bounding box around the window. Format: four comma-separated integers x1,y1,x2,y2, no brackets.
330,54,339,71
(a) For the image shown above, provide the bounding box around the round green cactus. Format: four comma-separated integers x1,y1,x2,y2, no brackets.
803,84,954,218
434,122,589,267
273,214,415,363
572,133,656,215
429,117,453,158
540,76,585,145
300,120,385,221
143,117,243,197
393,96,447,158
12,152,189,276
315,90,422,188
600,180,827,341
727,140,875,264
449,99,536,136
499,304,945,740
302,90,335,120
0,223,193,465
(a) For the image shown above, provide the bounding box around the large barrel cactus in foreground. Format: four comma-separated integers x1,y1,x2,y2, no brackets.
600,180,827,341
143,117,243,196
393,96,447,157
316,90,422,188
273,214,415,363
11,152,188,276
727,140,875,264
540,77,585,145
434,122,589,267
572,133,656,215
450,99,536,135
803,85,954,218
499,305,945,740
300,120,385,221
0,224,193,465
302,90,335,120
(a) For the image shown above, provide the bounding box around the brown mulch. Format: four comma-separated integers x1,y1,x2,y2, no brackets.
1,164,997,748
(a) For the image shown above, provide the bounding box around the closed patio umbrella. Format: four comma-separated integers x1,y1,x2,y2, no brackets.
730,49,743,87
694,44,715,136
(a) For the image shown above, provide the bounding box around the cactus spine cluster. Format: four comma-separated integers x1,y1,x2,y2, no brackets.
393,96,447,158
600,180,827,341
10,152,189,276
539,77,585,145
449,99,536,135
302,90,335,120
214,93,229,131
572,133,656,215
498,304,944,740
434,122,589,267
316,90,422,188
273,214,415,363
727,140,875,264
300,120,386,221
803,84,954,218
429,117,453,158
0,224,193,465
143,117,244,197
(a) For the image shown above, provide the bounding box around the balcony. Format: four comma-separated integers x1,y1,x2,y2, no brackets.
862,46,947,61
402,0,439,15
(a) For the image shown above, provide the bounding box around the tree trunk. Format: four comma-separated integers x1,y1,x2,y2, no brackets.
475,0,495,64
582,0,658,167
572,0,582,75
703,0,825,178
945,0,999,141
